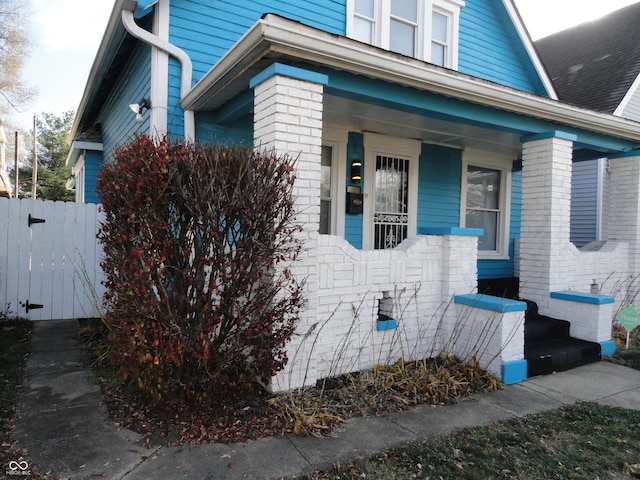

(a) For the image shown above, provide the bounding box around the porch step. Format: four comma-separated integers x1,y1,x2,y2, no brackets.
525,337,602,377
523,299,601,377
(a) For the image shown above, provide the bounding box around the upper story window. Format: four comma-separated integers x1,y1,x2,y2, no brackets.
348,0,464,69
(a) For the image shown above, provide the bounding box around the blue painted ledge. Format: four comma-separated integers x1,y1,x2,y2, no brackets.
419,227,483,237
454,294,527,313
249,63,329,89
600,340,617,358
501,359,527,385
550,290,615,305
376,318,397,331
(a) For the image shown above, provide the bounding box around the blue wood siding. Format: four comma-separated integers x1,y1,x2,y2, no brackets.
477,161,522,279
195,112,253,144
83,150,103,204
417,144,462,230
96,41,152,160
167,0,346,134
344,131,363,248
458,0,548,96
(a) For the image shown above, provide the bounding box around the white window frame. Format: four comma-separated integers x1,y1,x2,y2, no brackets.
72,154,86,203
322,128,348,237
346,0,464,69
362,133,420,250
460,149,512,260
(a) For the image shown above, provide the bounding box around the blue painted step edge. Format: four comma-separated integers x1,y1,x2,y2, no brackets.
376,318,397,331
502,359,527,385
550,290,615,305
454,294,527,313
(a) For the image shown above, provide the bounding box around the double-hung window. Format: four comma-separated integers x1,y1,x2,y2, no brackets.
461,152,512,259
348,0,464,69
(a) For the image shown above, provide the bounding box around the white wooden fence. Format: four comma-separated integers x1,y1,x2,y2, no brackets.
0,198,105,321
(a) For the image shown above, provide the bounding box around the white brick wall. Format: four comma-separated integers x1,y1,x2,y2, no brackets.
518,137,638,344
253,73,324,391
253,71,525,391
450,305,524,378
269,233,515,391
520,136,573,308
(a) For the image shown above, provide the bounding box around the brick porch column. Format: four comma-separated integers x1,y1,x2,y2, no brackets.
607,153,640,275
250,64,327,390
519,132,575,312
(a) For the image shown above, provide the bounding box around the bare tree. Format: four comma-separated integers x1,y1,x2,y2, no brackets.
0,0,36,117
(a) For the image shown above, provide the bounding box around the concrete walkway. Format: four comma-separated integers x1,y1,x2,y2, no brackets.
12,319,640,479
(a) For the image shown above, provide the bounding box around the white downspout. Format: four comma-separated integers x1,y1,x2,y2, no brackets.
121,3,195,141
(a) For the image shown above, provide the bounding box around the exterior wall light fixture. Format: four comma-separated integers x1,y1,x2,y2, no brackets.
129,97,151,123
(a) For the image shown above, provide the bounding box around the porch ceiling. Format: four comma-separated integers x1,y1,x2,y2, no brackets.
323,94,523,158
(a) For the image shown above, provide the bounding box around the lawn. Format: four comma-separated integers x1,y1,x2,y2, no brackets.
2,317,639,480
292,401,640,480
0,319,33,474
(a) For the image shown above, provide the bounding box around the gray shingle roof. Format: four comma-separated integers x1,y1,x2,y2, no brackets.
535,2,640,114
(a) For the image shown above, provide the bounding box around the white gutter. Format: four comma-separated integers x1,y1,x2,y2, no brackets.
121,1,195,140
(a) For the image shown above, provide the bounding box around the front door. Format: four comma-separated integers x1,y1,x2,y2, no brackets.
363,133,420,250
374,155,410,249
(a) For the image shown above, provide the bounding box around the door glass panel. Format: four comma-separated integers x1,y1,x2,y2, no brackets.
374,155,409,249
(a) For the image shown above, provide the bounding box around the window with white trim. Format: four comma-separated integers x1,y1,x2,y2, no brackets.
347,0,464,68
461,152,511,259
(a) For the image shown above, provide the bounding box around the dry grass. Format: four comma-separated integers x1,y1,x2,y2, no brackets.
269,355,502,437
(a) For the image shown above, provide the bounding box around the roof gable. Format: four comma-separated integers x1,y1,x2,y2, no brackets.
458,0,555,97
535,2,640,114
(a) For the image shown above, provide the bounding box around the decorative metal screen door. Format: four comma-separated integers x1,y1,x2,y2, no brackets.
373,155,410,249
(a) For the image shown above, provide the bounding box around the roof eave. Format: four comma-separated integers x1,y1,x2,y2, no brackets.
69,0,130,141
182,14,640,144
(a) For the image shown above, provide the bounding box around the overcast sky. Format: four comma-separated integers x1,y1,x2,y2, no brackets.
9,0,640,129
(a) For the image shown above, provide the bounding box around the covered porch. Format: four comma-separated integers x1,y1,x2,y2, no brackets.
183,14,640,389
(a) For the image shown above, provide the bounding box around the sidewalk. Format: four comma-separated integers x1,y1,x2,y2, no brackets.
12,319,640,480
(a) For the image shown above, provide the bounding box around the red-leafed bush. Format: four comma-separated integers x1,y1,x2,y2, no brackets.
96,135,304,404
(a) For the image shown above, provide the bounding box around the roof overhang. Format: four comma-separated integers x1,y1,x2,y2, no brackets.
66,140,104,168
183,14,640,147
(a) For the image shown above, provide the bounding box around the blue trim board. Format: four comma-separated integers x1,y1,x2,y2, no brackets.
550,290,615,305
600,340,617,358
419,227,483,237
608,149,640,159
521,131,578,143
454,294,527,313
249,63,329,89
501,359,527,385
377,318,397,331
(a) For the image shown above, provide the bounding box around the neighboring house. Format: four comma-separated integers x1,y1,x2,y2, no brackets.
67,0,640,390
535,2,640,247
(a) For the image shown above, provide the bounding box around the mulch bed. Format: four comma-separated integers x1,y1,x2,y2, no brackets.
97,356,502,447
